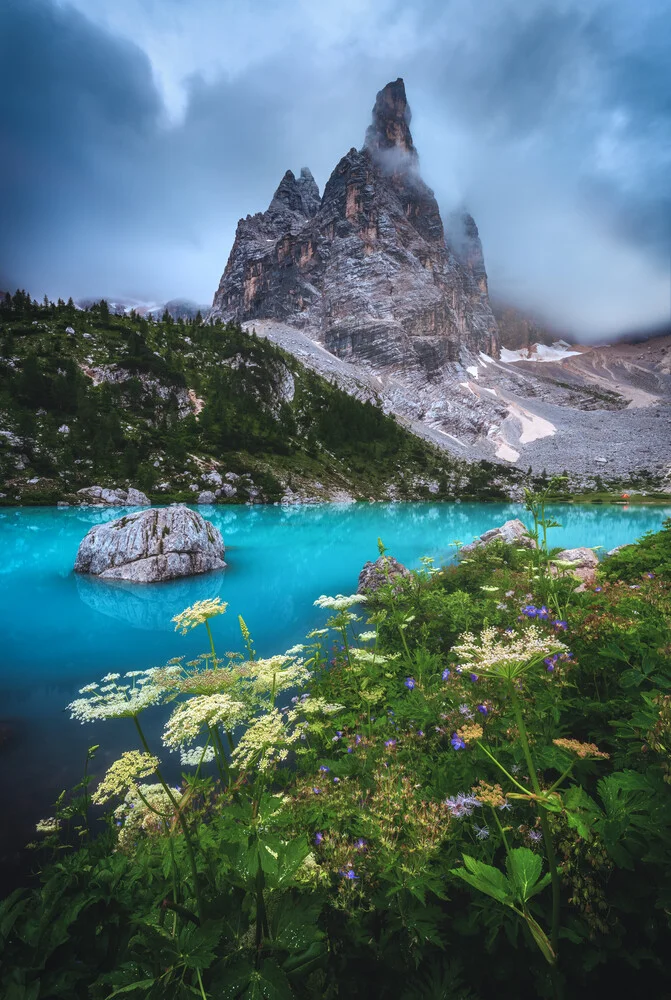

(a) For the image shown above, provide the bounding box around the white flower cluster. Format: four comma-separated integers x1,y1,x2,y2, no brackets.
172,597,228,634
247,656,311,698
314,594,367,611
231,707,306,774
299,697,345,715
91,750,159,805
67,669,168,723
178,744,216,767
35,817,61,834
114,783,182,850
452,625,567,680
163,693,247,749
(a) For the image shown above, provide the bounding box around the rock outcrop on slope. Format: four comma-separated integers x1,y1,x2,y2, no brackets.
76,485,150,506
211,79,498,375
74,505,225,583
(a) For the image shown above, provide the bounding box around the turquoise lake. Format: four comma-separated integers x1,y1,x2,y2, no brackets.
2,500,670,888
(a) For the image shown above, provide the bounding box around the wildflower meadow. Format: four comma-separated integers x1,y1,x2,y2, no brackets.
2,502,671,999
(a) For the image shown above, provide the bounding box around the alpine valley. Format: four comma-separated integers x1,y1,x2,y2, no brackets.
2,79,671,505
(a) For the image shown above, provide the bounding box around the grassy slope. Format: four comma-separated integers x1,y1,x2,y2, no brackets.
0,295,527,505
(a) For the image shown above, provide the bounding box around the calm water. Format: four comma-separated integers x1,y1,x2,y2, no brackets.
1,500,669,889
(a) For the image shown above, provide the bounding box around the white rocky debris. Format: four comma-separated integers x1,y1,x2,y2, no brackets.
76,485,150,506
74,505,225,583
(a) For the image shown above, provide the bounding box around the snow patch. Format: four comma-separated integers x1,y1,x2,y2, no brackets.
500,342,582,364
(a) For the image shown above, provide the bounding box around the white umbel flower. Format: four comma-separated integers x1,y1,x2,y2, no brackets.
314,594,367,611
67,670,165,723
232,707,305,773
163,693,247,749
452,625,567,681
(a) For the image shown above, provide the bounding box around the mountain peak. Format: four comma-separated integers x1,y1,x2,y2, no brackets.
364,78,418,166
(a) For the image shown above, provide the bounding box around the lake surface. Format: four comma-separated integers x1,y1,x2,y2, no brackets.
1,500,670,890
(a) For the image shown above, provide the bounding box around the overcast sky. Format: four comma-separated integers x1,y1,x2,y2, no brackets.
1,0,669,338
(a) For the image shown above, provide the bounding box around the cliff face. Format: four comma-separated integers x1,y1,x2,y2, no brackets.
211,79,499,373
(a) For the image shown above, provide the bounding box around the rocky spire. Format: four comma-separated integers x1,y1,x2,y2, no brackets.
363,78,418,167
269,167,320,217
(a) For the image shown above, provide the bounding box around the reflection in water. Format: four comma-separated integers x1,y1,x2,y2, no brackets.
76,570,227,632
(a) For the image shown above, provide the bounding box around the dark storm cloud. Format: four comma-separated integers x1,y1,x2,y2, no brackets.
1,0,669,337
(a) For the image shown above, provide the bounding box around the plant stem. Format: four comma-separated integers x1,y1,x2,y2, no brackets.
509,688,561,960
133,715,204,922
205,621,217,664
475,740,529,794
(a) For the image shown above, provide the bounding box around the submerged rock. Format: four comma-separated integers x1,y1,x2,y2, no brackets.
357,555,412,594
74,505,225,583
76,485,150,506
460,518,534,555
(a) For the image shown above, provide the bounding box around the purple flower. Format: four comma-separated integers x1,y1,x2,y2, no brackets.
469,673,478,683
451,733,466,750
477,704,488,715
355,838,367,851
445,792,481,818
417,730,424,737
553,620,568,630
332,730,343,742
474,824,490,840
404,677,416,690
347,747,353,753
333,777,340,784
355,734,362,745
442,668,451,681
528,829,542,843
341,869,358,880
384,738,397,748
646,572,655,579
459,704,474,719
594,587,602,593
312,787,321,794
314,831,323,845
498,800,512,811
319,765,330,773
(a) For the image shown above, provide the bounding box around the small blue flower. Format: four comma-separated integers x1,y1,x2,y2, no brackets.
553,620,568,630
477,704,488,715
442,668,451,681
474,824,490,840
469,673,478,683
312,787,321,794
355,838,367,851
451,733,466,750
528,829,542,843
347,746,353,753
594,586,602,593
332,730,343,742
314,831,323,845
341,869,358,880
417,730,424,737
319,765,330,773
646,572,655,579
404,677,416,690
333,776,340,784
355,734,362,744
384,738,397,748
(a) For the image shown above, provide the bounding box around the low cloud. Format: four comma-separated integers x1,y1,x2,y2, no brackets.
1,0,669,339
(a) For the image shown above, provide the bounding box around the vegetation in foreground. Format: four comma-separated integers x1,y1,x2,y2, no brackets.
2,500,671,999
0,292,523,505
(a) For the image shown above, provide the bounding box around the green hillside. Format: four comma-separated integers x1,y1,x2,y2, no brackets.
0,292,522,505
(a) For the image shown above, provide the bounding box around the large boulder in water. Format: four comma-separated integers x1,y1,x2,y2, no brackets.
460,519,535,555
357,555,412,594
74,505,225,583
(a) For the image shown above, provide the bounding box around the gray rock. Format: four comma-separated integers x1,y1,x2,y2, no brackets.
74,505,225,583
220,483,237,498
460,518,534,555
606,544,634,556
77,485,150,506
357,555,412,594
551,547,599,590
197,490,217,504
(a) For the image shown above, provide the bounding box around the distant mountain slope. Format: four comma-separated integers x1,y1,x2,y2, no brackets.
0,293,523,505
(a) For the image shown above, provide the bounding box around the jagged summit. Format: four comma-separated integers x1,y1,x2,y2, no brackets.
363,78,418,167
270,168,320,218
211,78,498,385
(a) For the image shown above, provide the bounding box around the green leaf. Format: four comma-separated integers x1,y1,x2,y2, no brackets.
522,912,556,966
105,979,158,998
505,849,543,904
450,856,511,905
214,958,294,1000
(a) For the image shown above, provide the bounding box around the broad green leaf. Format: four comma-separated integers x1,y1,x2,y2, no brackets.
522,912,556,966
450,856,511,905
505,849,543,904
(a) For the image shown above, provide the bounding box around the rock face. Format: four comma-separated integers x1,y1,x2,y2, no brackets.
211,78,498,374
74,505,225,583
460,518,535,555
551,547,599,589
77,485,150,506
357,555,412,594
